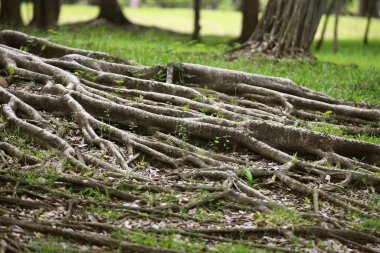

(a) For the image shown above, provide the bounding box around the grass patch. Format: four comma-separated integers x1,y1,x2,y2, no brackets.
18,4,380,70
88,205,121,220
25,237,91,253
0,127,57,160
361,218,380,233
80,186,110,201
15,24,379,105
309,122,380,145
252,208,315,227
112,229,273,253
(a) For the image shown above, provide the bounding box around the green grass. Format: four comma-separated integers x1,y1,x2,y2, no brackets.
26,237,91,253
111,229,272,253
15,4,380,105
20,25,379,104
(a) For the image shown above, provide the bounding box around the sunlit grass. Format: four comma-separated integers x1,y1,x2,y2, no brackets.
20,25,379,104
312,39,380,69
16,4,380,104
21,4,380,39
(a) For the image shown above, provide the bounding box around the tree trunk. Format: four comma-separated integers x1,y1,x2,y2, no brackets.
359,0,369,16
30,0,61,29
192,0,201,41
236,0,259,43
333,0,342,53
363,0,376,45
0,0,22,26
236,0,326,57
98,0,132,25
316,0,335,51
363,11,372,45
359,0,380,17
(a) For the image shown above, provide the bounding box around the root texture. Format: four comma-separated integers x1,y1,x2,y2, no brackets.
0,30,379,252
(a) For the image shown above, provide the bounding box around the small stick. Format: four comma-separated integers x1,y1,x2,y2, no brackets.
126,153,140,165
166,65,174,84
313,188,319,214
12,181,20,197
74,147,86,164
65,199,74,221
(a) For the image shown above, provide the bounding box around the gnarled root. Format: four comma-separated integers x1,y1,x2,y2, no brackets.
0,30,379,252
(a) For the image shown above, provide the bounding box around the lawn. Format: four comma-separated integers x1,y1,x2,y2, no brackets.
19,4,380,104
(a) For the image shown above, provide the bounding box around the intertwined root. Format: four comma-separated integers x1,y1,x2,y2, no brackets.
0,30,379,252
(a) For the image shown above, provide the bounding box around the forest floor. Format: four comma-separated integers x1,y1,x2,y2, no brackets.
0,13,379,253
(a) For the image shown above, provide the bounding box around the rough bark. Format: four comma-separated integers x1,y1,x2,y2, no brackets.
30,0,61,29
230,0,327,57
0,0,22,26
0,30,379,252
98,0,132,25
236,0,259,43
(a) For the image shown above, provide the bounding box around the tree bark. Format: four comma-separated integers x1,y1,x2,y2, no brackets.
30,0,61,29
234,0,326,57
363,11,372,45
236,0,259,43
316,0,335,51
0,0,22,26
333,0,342,53
359,0,380,17
192,0,201,41
98,0,132,25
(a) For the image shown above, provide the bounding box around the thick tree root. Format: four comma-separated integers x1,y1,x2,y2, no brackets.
0,30,379,252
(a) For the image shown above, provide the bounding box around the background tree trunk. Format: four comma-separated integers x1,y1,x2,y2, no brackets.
0,0,22,26
363,0,376,44
236,0,259,43
192,0,201,41
30,0,61,29
241,0,326,57
363,10,372,45
333,0,342,53
359,0,380,17
98,0,132,25
316,0,335,51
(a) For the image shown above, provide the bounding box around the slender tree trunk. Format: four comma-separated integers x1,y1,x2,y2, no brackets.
316,0,335,51
333,0,342,53
0,0,22,26
193,0,201,41
98,0,132,25
363,0,375,45
238,0,326,57
363,12,372,45
30,0,61,29
236,0,259,43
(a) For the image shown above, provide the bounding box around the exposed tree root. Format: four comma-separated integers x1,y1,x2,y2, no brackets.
0,30,379,252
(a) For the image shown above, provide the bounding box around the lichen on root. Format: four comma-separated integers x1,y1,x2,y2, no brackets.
0,30,379,252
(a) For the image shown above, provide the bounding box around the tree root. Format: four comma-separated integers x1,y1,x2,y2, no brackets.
0,30,379,252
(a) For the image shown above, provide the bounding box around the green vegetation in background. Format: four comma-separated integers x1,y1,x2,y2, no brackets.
19,4,380,69
21,25,379,104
